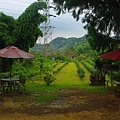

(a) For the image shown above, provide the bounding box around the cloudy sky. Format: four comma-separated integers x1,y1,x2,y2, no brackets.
0,0,87,43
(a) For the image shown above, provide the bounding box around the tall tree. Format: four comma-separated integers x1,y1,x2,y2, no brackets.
14,1,47,52
0,12,16,49
53,0,120,52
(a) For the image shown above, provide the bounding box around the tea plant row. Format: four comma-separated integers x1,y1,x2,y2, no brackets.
74,60,85,78
81,60,94,73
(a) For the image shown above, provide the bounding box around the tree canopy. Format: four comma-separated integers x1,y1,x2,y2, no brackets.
53,0,120,52
0,12,16,49
14,1,47,52
0,1,47,51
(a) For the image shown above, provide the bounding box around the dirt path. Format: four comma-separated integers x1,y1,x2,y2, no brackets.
0,88,120,120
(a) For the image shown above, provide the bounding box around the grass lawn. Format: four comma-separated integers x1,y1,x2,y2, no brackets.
55,62,81,85
24,62,106,104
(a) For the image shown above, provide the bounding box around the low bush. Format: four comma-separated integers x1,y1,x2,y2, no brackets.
44,72,56,85
75,60,85,78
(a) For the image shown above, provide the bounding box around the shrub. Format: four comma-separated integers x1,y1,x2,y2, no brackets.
44,72,56,85
81,60,93,73
75,60,85,78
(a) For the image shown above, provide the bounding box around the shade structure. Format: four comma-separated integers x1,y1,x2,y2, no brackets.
0,53,6,57
100,48,120,61
0,46,34,58
100,48,120,87
0,46,34,79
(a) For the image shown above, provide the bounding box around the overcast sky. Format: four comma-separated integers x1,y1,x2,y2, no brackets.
0,0,87,43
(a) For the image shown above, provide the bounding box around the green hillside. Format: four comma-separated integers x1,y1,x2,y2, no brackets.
31,35,86,52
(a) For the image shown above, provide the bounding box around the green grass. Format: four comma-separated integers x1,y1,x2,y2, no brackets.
55,62,80,85
76,83,106,93
53,62,64,71
37,93,57,104
24,62,107,104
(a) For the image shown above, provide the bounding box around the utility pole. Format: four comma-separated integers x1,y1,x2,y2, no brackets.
38,0,55,58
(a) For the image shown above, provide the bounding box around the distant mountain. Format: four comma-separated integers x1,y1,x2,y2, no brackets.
31,35,86,52
30,43,44,52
